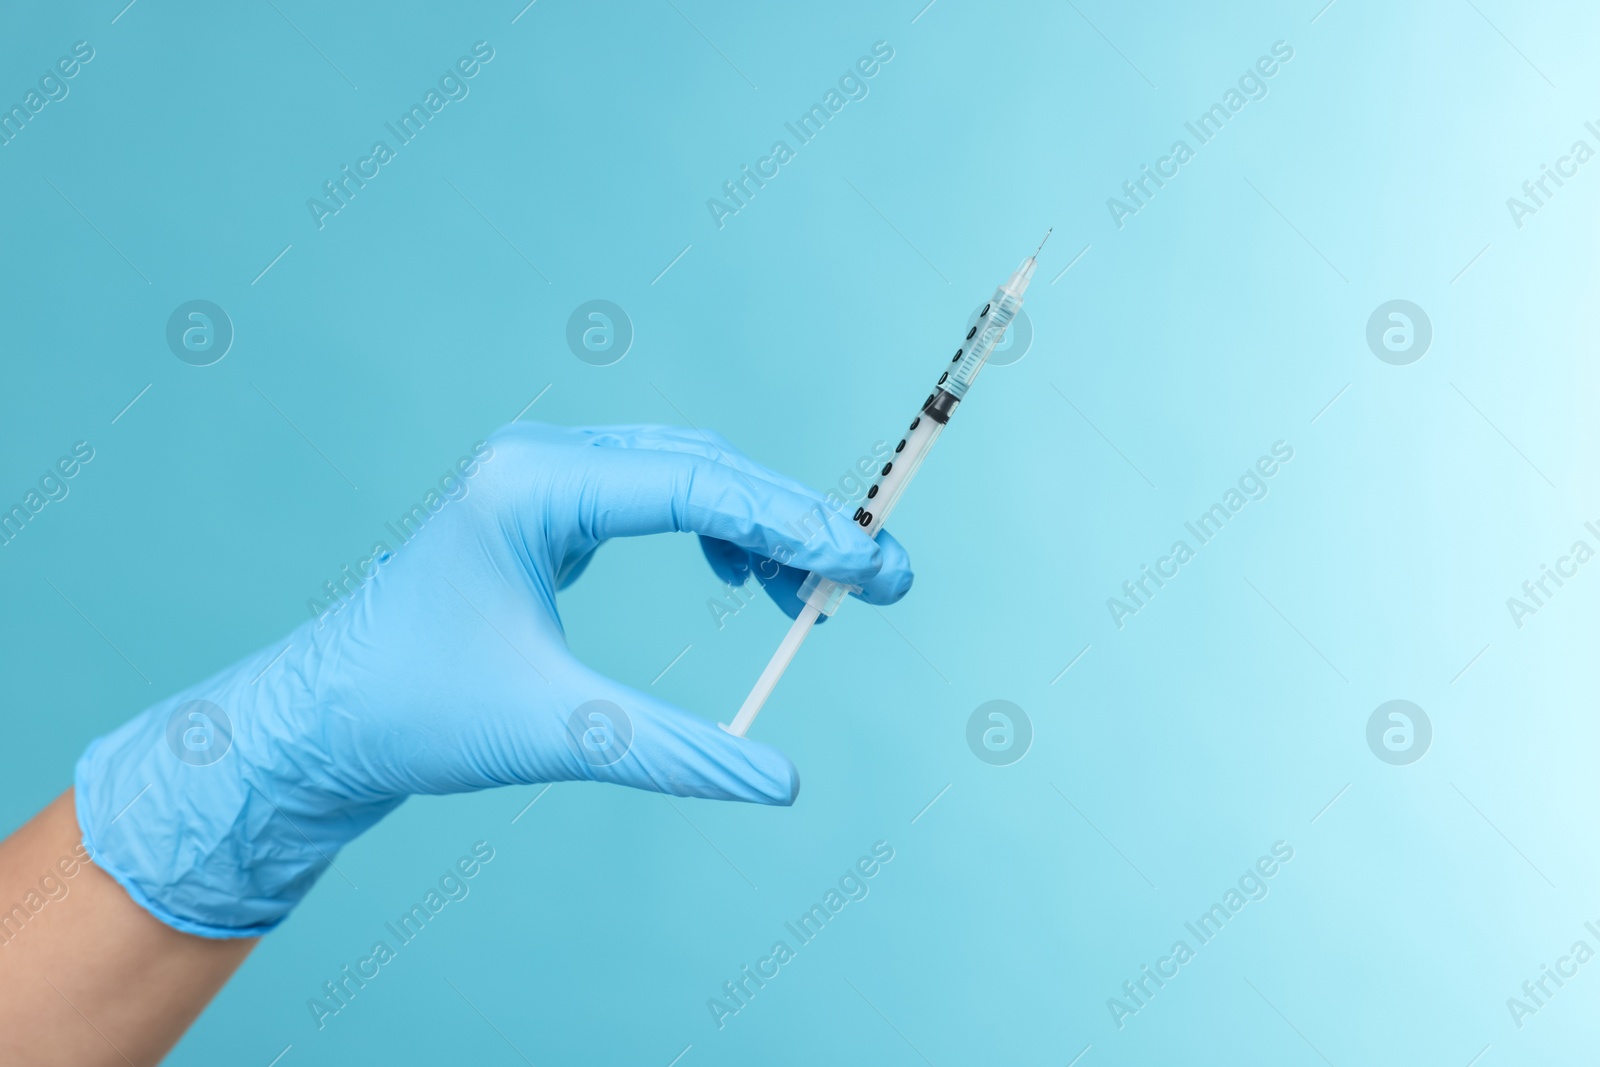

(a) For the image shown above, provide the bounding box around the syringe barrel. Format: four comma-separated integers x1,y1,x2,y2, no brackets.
843,279,1019,542
799,410,945,617
943,283,1021,402
800,398,947,617
850,412,944,540
741,245,1043,734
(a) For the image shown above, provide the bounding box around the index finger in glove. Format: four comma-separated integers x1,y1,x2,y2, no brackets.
570,446,885,589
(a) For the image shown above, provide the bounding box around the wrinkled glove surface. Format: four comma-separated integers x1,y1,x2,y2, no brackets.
75,423,913,936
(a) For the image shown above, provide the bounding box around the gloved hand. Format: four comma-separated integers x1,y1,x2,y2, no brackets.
74,422,913,937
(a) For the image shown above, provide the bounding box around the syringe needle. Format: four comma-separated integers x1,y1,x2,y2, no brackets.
1034,228,1053,257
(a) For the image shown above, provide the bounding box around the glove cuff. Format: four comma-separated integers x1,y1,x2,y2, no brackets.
73,635,389,938
71,774,285,938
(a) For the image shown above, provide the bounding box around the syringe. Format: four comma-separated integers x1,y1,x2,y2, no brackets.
723,231,1051,737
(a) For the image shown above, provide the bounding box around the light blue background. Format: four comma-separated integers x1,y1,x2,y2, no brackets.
3,0,1598,1063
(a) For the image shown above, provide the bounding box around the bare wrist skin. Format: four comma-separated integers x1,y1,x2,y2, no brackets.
0,791,255,1067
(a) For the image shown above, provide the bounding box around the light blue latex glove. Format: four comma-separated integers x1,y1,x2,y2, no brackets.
74,422,913,937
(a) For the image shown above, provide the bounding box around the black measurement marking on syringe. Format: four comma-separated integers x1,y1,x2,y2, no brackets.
872,305,993,525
